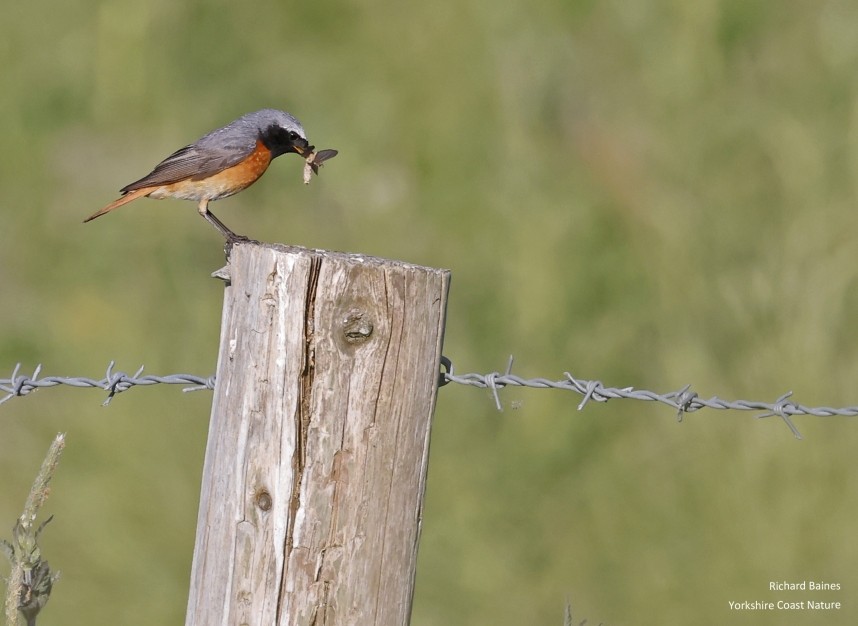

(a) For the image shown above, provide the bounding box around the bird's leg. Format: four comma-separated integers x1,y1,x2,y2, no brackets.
197,200,249,243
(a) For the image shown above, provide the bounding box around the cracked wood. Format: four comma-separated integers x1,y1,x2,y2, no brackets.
185,243,450,626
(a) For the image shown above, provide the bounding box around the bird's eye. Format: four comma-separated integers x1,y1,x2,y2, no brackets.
288,131,300,141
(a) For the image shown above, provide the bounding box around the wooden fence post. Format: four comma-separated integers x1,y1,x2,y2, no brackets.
184,242,450,626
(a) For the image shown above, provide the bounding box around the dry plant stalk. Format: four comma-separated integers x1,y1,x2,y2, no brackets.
2,433,65,626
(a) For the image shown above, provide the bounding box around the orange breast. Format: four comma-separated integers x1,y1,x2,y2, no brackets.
153,141,273,202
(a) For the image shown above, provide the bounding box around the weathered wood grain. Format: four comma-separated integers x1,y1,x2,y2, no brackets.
185,242,450,626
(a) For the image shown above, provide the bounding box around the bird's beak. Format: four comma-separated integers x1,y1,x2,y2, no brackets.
293,140,313,156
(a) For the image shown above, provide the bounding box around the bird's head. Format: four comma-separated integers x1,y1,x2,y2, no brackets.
251,109,312,158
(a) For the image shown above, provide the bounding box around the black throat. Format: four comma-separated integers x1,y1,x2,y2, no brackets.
260,124,307,158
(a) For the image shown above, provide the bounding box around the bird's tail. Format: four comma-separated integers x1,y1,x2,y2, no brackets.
83,188,152,223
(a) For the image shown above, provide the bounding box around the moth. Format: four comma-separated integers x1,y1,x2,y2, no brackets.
303,148,339,185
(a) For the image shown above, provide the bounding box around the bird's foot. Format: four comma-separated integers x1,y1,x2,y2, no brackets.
223,233,261,259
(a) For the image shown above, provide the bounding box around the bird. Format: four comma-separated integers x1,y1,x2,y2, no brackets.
85,109,319,241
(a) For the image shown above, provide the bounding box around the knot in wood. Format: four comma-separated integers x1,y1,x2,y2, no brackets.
254,489,272,511
342,307,374,344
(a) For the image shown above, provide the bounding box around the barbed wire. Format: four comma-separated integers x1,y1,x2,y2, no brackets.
0,362,215,407
439,357,858,440
3,358,857,439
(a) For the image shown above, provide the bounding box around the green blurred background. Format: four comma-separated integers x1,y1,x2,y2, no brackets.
2,1,858,624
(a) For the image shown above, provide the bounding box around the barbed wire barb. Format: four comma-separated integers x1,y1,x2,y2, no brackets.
755,391,802,439
673,385,698,422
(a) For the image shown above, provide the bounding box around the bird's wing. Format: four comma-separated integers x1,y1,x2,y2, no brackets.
120,136,258,193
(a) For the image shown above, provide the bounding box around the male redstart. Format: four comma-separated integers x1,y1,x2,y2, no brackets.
84,109,335,241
